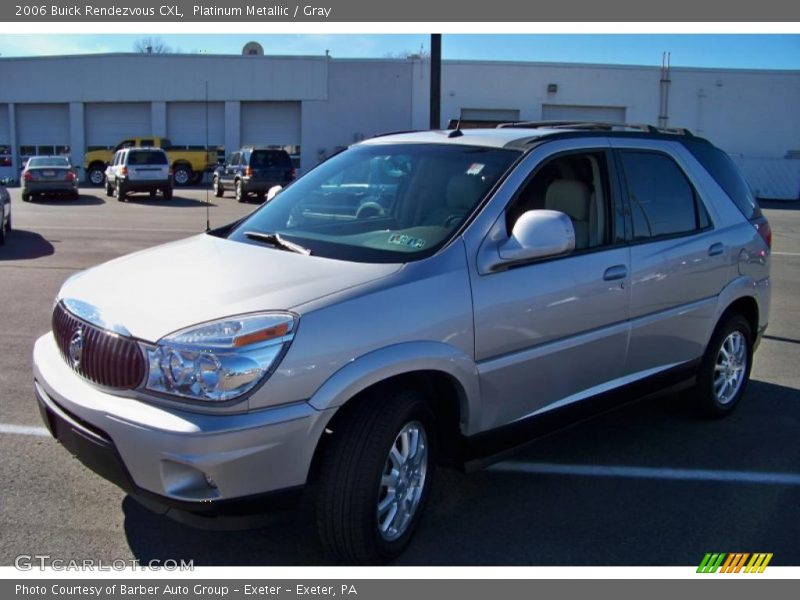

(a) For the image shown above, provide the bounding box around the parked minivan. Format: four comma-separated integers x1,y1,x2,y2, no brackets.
33,123,770,564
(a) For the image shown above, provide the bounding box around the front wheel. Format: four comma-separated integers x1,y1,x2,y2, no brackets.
691,314,753,417
316,389,435,564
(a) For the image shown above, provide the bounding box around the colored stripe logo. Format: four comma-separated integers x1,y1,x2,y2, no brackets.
697,552,773,573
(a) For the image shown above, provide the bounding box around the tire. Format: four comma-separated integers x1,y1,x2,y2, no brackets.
105,180,114,197
116,180,127,202
71,190,80,200
87,165,105,187
172,164,193,187
316,388,436,564
213,177,224,198
235,180,247,203
21,192,30,202
0,217,5,245
691,314,753,418
257,192,266,203
162,187,173,200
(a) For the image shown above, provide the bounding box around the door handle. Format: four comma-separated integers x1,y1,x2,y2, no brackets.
603,265,628,281
708,242,724,256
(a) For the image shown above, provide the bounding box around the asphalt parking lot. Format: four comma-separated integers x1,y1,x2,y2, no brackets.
1,187,798,566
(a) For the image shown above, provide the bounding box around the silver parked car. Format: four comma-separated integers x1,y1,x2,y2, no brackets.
33,123,771,563
21,155,79,201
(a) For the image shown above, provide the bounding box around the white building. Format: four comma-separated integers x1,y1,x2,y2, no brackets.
1,52,797,198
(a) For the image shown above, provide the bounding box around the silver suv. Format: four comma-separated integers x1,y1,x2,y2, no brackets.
105,147,173,201
33,123,771,564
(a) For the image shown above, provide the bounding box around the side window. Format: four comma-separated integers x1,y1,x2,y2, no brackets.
506,151,614,251
139,139,155,148
229,152,240,167
684,141,760,220
620,151,707,240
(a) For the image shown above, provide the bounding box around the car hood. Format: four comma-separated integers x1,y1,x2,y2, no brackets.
58,233,401,341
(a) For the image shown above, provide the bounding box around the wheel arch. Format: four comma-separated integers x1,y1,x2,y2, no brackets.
305,342,480,479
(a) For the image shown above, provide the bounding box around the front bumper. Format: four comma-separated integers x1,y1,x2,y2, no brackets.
33,333,334,514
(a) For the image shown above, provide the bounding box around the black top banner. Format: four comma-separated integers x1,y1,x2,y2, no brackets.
3,0,799,22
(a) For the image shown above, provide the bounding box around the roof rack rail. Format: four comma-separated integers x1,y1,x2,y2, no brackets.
496,120,694,137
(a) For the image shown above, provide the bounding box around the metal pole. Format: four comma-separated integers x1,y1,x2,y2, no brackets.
430,34,441,130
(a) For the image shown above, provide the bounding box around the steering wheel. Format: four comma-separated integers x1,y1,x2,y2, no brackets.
356,201,385,219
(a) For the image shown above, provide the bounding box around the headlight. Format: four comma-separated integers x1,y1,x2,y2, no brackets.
143,312,296,403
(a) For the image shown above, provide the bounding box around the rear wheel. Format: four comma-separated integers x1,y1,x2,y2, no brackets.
105,180,114,197
172,164,193,187
162,187,173,200
87,165,105,187
691,314,753,417
21,192,30,202
213,177,224,198
116,180,127,202
235,180,247,203
316,389,436,564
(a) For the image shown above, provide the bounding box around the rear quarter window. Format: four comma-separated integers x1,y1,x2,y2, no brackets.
684,141,761,219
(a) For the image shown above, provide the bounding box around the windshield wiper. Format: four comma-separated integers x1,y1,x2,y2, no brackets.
244,231,311,255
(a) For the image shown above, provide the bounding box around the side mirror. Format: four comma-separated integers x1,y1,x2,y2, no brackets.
266,185,283,202
499,209,575,263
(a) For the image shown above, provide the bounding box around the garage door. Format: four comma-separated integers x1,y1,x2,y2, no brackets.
16,103,69,147
85,103,151,148
0,105,10,144
167,102,224,147
240,102,301,147
541,104,626,123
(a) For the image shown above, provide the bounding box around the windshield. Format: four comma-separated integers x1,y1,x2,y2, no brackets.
228,143,519,262
27,157,70,168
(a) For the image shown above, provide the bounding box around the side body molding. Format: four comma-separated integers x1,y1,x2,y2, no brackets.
308,341,481,435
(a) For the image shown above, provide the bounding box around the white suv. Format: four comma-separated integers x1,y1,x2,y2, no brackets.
105,147,173,201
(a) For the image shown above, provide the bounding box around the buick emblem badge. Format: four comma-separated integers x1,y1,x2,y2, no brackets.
68,327,84,369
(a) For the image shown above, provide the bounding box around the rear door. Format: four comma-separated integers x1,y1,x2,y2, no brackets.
611,138,731,375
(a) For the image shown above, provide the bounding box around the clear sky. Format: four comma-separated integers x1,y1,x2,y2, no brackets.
0,34,797,69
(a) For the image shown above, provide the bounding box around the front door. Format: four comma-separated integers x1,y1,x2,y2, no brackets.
468,142,631,432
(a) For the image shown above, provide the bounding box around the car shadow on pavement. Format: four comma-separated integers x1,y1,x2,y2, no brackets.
123,379,800,566
0,229,55,260
30,195,106,206
123,196,218,208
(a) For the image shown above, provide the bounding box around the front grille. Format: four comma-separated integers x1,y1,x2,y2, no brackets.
52,303,145,389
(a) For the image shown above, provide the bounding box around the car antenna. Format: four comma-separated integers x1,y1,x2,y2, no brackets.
204,80,211,232
448,119,463,138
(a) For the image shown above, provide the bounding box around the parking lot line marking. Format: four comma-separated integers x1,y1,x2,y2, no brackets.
0,423,50,437
491,461,800,486
772,252,800,256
